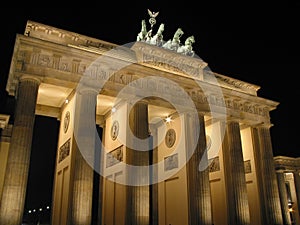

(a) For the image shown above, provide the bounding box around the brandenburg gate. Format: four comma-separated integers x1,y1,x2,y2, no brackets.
0,15,285,225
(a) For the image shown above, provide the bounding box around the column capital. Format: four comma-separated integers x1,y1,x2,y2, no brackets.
76,85,99,96
226,116,241,124
127,99,150,110
252,122,273,129
275,169,286,174
19,75,42,84
293,171,300,176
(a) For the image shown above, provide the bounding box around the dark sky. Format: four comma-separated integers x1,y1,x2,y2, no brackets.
0,3,299,213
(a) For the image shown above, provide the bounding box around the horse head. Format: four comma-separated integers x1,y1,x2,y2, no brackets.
173,28,184,41
185,36,195,46
157,23,165,35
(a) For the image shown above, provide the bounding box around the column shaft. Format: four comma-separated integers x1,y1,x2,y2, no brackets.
0,77,40,225
126,101,150,225
97,124,105,225
71,89,97,225
255,126,283,225
150,128,158,225
293,171,300,214
186,113,212,225
276,172,292,225
222,121,250,225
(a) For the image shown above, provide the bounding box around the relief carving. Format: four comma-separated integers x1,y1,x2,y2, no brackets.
37,54,51,67
58,138,71,163
209,156,220,173
78,64,87,74
52,54,61,69
244,160,252,174
30,50,40,65
71,59,80,73
15,43,272,121
59,60,70,72
106,145,123,168
164,153,178,171
225,99,233,108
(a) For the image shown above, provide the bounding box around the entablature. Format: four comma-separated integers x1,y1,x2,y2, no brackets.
274,156,300,172
6,30,278,126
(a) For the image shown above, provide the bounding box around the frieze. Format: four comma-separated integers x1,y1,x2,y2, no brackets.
274,156,300,171
187,89,268,118
225,98,233,108
52,54,61,70
15,45,270,120
20,50,88,75
71,59,81,73
213,72,260,95
244,102,254,113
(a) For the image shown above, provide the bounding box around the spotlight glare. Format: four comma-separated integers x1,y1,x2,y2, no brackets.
165,116,172,123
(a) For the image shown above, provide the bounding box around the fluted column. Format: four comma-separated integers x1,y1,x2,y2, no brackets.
71,88,98,225
222,120,250,225
253,125,283,225
150,126,158,225
293,171,300,214
0,76,40,225
125,101,150,225
186,113,212,225
276,171,292,225
97,124,105,225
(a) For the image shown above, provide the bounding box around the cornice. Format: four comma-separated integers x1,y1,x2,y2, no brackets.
274,155,300,171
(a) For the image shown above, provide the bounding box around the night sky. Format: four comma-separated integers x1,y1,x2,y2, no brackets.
0,3,299,220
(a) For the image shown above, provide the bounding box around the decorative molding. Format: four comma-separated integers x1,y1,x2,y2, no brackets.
274,156,300,171
22,50,88,75
212,72,260,96
25,20,116,51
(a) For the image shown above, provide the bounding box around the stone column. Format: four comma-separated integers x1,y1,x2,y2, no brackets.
71,87,98,225
0,116,11,203
185,113,212,225
276,171,292,225
125,101,150,225
222,120,250,225
97,124,105,225
149,125,158,225
252,125,283,225
293,171,300,214
0,76,40,225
